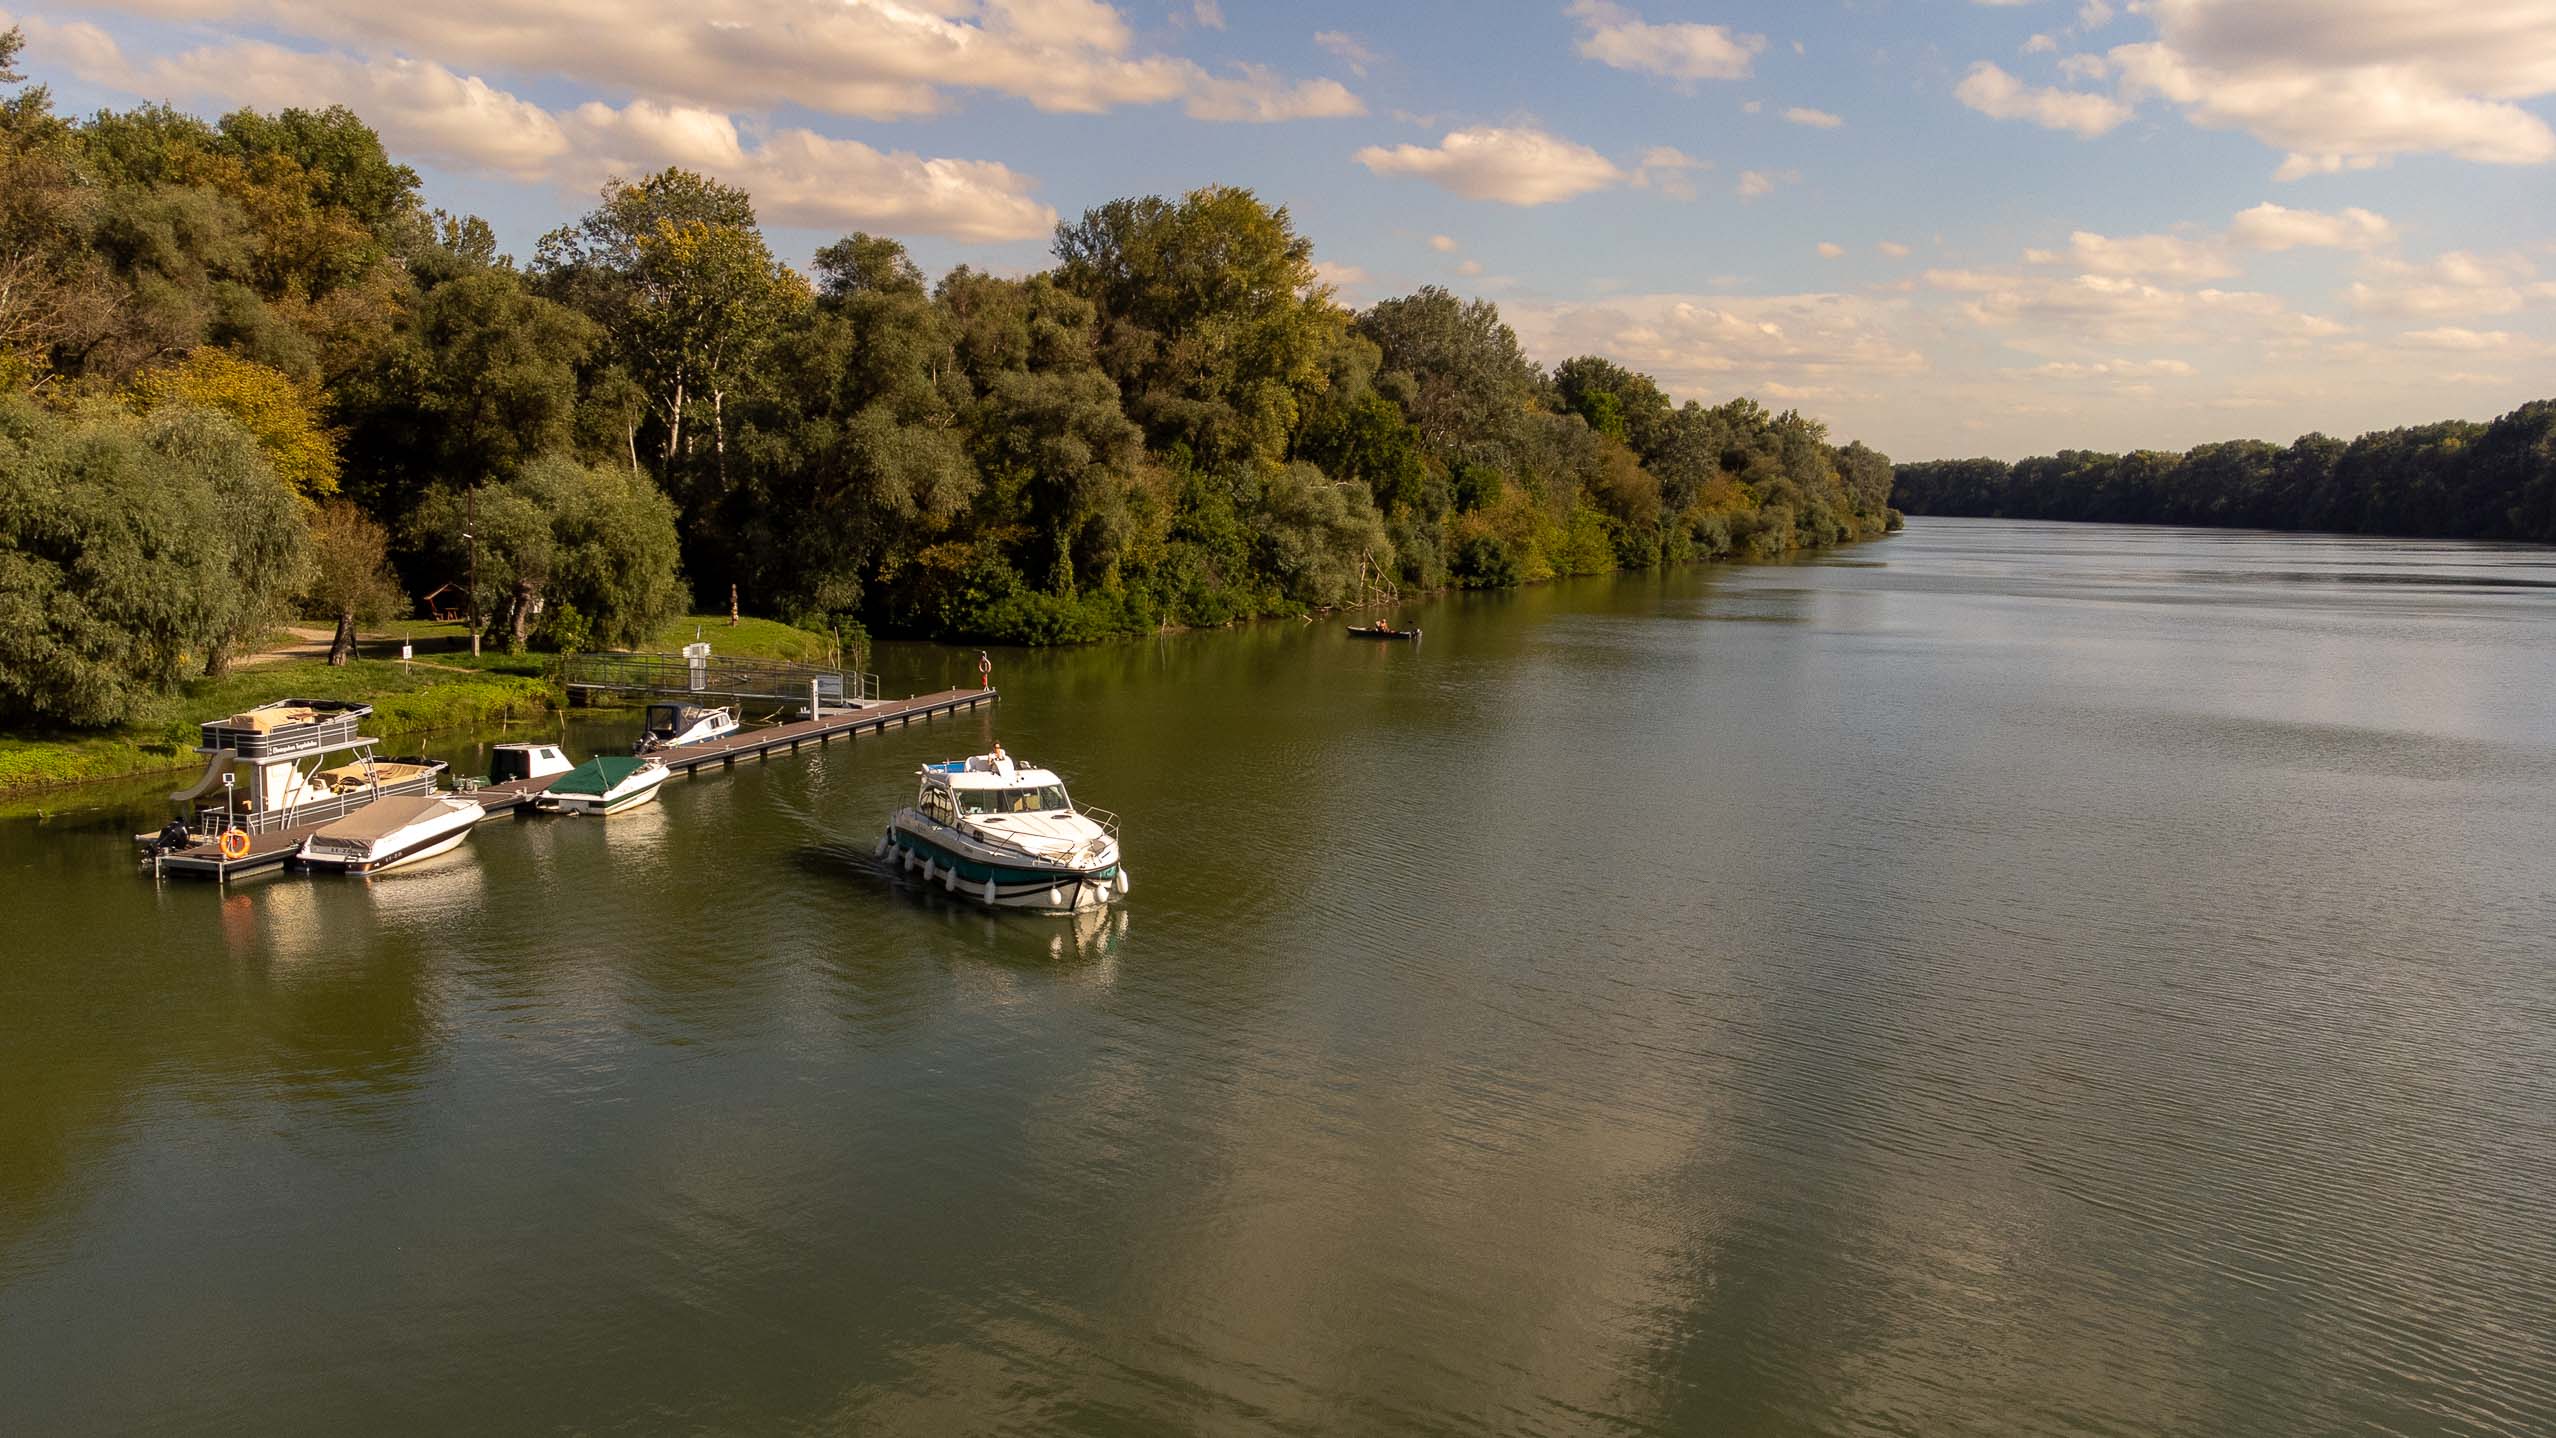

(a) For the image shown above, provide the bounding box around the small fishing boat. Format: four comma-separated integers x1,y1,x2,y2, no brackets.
1346,622,1421,640
634,702,740,753
879,748,1127,911
294,793,484,875
534,755,670,816
488,742,574,785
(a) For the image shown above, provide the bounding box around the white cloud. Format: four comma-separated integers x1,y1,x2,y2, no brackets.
1504,290,1930,405
1428,234,1459,253
1630,145,1706,199
1817,242,1845,258
1928,267,2289,345
1183,66,1366,122
2345,251,2543,317
1878,241,1913,258
1188,0,1225,31
1313,30,1380,76
2113,0,2556,176
1355,126,1626,205
1457,258,1485,276
2057,53,2110,82
29,0,1356,125
2077,1,2115,29
1735,168,1796,200
1310,258,1367,295
44,24,1057,240
1783,106,1845,129
2010,358,2199,379
2226,202,2393,251
1568,0,1765,83
1955,61,2133,137
2025,229,2236,282
2022,34,2060,55
2397,326,2534,353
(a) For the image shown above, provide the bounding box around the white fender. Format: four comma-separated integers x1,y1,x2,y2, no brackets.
1048,885,1063,908
1114,867,1131,896
874,833,888,859
982,876,997,904
943,867,958,893
919,857,934,882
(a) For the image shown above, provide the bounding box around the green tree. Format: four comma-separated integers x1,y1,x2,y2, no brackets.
413,456,684,650
304,500,400,664
0,397,301,718
1054,186,1341,469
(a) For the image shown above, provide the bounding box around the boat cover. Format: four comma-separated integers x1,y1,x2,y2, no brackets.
312,794,452,840
550,755,653,795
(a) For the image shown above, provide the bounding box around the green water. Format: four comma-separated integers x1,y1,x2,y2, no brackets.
5,518,2554,1435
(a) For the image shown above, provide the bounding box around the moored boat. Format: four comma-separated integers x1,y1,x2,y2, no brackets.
488,742,574,785
535,755,670,815
634,703,740,753
879,748,1126,911
294,794,484,875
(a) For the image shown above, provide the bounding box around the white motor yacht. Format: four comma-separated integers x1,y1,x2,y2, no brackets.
295,794,484,874
634,703,739,753
879,748,1126,911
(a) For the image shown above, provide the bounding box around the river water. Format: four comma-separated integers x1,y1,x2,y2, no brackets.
4,518,2553,1436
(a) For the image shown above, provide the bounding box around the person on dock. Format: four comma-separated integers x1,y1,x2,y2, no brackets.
977,651,993,690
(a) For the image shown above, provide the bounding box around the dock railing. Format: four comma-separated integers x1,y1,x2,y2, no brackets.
562,652,881,708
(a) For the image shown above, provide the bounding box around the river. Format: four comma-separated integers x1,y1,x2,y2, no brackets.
4,517,2553,1436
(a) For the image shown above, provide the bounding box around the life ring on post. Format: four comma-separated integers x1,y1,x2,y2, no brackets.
218,828,251,860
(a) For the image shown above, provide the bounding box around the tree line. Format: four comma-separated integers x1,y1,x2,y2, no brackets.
0,27,1898,728
1891,402,2556,543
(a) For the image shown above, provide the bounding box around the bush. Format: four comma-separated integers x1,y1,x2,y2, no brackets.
1451,532,1522,589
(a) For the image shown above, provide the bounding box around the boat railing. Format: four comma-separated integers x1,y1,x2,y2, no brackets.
198,707,365,759
192,773,441,836
1077,805,1122,844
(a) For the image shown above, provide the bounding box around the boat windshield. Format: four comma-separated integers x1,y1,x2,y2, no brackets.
957,785,1069,816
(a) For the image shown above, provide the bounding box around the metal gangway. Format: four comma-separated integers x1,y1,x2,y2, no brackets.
561,645,883,714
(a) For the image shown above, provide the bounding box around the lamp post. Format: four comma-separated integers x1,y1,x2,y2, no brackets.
463,488,480,658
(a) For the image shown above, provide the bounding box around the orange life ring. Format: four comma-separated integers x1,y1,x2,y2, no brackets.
218,828,251,860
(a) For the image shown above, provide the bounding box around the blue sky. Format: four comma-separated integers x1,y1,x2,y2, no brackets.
8,0,2553,460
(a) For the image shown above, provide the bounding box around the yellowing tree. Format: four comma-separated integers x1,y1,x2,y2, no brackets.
130,347,340,499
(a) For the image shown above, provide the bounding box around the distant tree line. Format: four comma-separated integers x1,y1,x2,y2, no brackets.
1892,402,2556,543
0,26,1898,727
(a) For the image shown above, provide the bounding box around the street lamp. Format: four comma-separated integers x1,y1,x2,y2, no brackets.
462,488,480,658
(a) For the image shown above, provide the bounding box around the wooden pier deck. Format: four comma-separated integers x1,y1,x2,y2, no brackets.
150,686,998,880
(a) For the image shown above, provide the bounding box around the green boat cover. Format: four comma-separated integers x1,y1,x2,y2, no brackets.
547,755,652,796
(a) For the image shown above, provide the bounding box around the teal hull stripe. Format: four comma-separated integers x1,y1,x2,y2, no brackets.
889,830,1116,886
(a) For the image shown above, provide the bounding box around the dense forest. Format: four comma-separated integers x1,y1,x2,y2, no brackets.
0,28,1898,728
1892,401,2556,543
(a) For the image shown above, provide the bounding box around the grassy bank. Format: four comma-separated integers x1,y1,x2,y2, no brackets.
0,615,844,796
646,614,849,663
0,657,559,796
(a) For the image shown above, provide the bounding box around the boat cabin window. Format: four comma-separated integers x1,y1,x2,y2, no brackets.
957,784,1068,815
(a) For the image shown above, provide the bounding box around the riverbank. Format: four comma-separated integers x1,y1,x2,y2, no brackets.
0,612,845,797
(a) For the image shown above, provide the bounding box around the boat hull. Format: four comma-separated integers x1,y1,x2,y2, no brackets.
294,802,482,875
882,817,1125,912
537,773,668,815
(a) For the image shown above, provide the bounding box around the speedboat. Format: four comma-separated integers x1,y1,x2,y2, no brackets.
488,742,574,785
295,793,483,874
535,755,670,815
634,703,739,753
879,748,1126,911
1346,622,1420,640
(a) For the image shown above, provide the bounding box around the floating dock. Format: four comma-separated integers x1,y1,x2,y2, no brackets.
150,686,998,880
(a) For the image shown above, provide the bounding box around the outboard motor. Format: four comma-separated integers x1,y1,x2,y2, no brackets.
149,818,192,856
